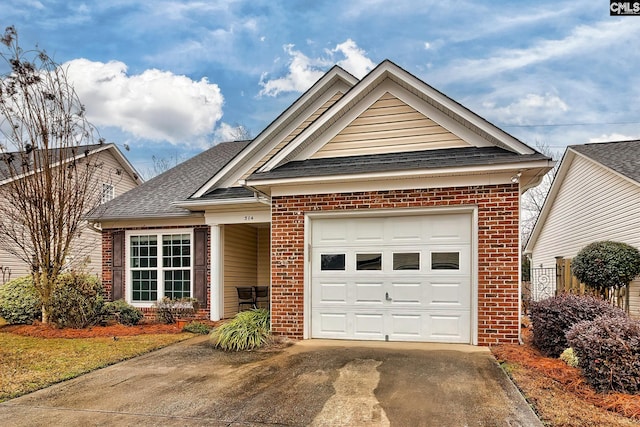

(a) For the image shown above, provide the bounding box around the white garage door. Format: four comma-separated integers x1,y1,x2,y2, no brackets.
310,213,472,343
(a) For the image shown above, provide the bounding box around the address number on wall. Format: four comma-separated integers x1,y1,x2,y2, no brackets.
243,215,254,221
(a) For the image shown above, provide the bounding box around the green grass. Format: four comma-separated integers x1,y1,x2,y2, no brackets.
0,332,193,402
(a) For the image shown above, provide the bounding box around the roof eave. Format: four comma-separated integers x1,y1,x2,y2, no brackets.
246,159,554,188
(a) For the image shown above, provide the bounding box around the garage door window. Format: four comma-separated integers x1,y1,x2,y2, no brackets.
431,252,460,270
393,252,420,270
321,254,345,271
356,253,382,270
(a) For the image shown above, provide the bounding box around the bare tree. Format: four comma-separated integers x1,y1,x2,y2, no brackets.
521,141,560,246
0,26,103,323
228,123,252,141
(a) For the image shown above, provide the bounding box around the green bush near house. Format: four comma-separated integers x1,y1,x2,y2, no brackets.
0,276,41,324
183,321,212,334
49,273,105,328
209,309,270,351
572,241,640,294
0,273,106,328
102,299,143,326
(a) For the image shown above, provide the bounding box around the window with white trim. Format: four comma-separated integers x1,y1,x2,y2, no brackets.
102,183,114,204
128,231,192,304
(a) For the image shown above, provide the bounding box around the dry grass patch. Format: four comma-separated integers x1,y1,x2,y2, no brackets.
0,332,193,402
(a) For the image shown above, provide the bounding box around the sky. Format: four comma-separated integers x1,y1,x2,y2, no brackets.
1,0,639,178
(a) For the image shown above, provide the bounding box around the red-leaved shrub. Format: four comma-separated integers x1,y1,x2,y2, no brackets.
530,294,624,357
567,315,640,394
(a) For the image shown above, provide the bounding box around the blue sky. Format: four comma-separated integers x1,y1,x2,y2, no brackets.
2,1,639,177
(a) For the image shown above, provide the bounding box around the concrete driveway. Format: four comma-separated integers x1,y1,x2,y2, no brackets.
0,337,541,426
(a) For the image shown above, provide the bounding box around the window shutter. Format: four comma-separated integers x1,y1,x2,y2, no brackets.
112,230,125,301
194,227,208,308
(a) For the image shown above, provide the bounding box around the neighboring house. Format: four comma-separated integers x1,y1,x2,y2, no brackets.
0,143,140,281
525,139,640,317
90,60,553,345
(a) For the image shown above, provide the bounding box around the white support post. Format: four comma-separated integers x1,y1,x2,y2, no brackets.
209,224,221,321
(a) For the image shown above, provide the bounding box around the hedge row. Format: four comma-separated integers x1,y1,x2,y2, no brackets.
0,274,142,327
532,294,640,395
530,294,624,357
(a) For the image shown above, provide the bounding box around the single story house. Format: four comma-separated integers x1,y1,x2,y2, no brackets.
525,140,640,317
0,143,140,281
90,60,553,345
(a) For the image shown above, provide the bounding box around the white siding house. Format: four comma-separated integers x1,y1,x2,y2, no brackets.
525,140,640,316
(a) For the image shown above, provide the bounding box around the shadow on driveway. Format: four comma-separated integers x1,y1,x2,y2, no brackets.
0,337,541,426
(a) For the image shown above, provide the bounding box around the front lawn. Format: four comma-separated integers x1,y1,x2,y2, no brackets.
0,330,193,402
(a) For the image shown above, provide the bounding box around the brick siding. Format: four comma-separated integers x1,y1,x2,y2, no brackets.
101,225,210,320
270,184,520,345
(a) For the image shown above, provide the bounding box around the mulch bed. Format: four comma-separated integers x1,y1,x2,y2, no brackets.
0,320,219,339
491,327,640,421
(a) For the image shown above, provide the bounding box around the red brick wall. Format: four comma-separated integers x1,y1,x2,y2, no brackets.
270,184,520,345
101,225,210,320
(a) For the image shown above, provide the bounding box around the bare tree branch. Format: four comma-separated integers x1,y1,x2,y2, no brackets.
0,26,103,323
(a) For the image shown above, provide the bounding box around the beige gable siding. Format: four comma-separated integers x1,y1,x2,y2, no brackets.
311,92,470,159
0,148,140,281
71,149,140,277
531,155,640,316
241,92,344,180
223,224,258,318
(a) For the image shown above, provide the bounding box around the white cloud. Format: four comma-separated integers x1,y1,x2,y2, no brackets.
484,93,569,125
331,39,376,79
259,39,375,97
258,45,329,97
64,59,224,146
434,19,640,83
588,133,640,143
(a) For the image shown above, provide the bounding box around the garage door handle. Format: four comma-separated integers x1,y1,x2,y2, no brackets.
385,292,392,301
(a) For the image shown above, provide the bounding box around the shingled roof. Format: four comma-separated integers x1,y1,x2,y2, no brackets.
89,140,249,220
248,146,549,181
0,143,106,181
570,140,640,184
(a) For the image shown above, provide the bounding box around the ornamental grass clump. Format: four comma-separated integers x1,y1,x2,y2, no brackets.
209,309,270,351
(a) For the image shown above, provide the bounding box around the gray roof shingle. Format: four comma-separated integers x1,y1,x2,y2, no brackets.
0,143,106,181
570,140,640,184
89,140,249,220
248,146,550,181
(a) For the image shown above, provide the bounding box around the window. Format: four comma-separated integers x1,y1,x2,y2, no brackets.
393,253,420,270
356,253,382,270
102,183,114,204
431,252,460,270
321,254,345,271
128,231,192,304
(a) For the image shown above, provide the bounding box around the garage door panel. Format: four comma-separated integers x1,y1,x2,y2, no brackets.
354,282,385,304
428,280,471,307
317,282,348,304
389,313,422,338
427,214,471,243
429,312,470,342
315,312,348,335
354,313,385,337
386,217,424,242
311,213,472,343
353,218,385,243
389,282,422,305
